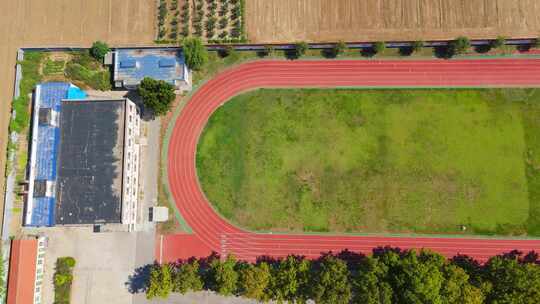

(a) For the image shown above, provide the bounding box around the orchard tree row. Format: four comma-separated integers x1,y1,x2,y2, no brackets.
142,247,540,304
158,0,245,43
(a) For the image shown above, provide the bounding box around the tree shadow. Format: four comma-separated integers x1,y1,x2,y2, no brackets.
433,46,454,59
517,44,532,53
256,255,280,266
398,46,414,56
522,251,539,264
372,246,403,258
125,264,153,294
256,50,269,58
361,48,376,58
284,49,299,60
450,254,481,274
321,48,338,59
125,90,154,122
474,44,492,54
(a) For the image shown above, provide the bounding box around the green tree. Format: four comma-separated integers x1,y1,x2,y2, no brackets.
90,41,110,62
238,262,272,301
441,264,484,304
411,40,424,53
146,264,173,299
310,255,352,304
295,41,309,57
482,255,540,303
450,36,470,55
334,40,348,56
391,250,445,304
490,36,506,49
208,255,239,295
172,260,203,294
137,77,176,116
373,41,386,54
270,255,308,302
264,45,275,56
182,37,208,70
353,256,393,304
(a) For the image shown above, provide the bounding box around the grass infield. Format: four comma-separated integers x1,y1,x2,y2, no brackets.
196,89,540,236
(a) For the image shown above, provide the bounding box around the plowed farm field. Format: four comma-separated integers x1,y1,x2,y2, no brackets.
245,0,540,43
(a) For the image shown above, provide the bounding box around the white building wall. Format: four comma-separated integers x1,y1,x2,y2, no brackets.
33,237,46,304
25,85,41,226
121,99,140,231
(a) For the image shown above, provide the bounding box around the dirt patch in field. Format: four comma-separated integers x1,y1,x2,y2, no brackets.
246,0,540,43
0,0,156,229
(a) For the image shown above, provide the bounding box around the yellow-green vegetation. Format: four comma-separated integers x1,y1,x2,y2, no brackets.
43,59,65,75
64,51,111,90
197,89,540,236
54,257,76,304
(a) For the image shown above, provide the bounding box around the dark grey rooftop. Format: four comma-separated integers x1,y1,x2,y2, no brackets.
55,100,125,225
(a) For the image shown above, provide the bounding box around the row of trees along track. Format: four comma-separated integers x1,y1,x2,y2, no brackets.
142,248,540,303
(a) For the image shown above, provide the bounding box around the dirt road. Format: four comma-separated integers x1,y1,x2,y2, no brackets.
0,0,156,229
246,0,540,43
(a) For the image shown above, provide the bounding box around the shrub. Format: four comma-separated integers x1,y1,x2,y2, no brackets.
90,41,110,62
490,36,506,49
412,40,424,53
450,36,470,55
182,37,208,70
373,41,386,54
334,40,348,56
54,257,75,304
295,41,309,57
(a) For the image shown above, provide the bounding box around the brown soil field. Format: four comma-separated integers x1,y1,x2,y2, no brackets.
246,0,540,43
0,0,156,229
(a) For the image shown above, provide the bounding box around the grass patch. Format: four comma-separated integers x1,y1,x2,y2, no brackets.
43,59,65,75
192,51,259,85
197,89,540,236
64,51,111,90
54,257,75,304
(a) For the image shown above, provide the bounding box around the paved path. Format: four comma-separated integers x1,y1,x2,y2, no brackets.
162,59,540,263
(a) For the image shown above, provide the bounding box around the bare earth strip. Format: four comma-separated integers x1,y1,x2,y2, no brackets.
246,0,540,43
0,0,155,229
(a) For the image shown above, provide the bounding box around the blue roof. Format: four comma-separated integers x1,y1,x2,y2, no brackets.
120,59,137,68
115,49,185,86
28,82,85,227
67,86,87,100
31,197,55,227
35,126,60,180
159,58,176,68
39,82,70,111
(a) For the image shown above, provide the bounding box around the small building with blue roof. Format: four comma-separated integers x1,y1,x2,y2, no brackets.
113,48,191,91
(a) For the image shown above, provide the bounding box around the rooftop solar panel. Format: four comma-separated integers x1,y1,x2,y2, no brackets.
159,58,176,68
120,59,137,69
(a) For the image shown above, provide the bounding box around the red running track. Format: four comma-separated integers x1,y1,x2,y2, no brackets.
162,59,540,263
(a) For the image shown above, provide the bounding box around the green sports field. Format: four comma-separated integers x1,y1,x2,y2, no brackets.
196,89,540,236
